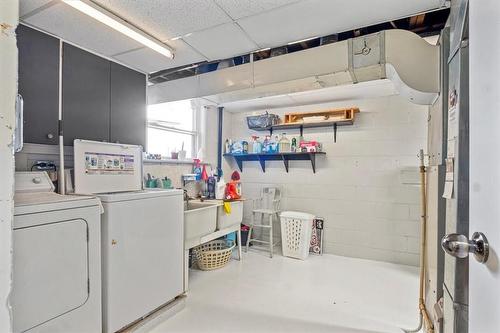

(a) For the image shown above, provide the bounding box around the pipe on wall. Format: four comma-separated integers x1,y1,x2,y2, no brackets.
58,39,65,195
216,106,223,181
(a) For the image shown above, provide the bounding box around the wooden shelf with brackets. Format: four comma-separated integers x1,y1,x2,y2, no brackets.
252,107,359,142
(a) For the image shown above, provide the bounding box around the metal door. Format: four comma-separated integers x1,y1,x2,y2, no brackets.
441,1,500,332
468,0,500,331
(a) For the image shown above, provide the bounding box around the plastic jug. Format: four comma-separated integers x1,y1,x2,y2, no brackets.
216,178,226,200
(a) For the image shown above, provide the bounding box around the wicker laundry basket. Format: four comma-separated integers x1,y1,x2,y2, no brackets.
193,240,235,271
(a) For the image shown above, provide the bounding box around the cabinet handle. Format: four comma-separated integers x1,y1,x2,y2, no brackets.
47,133,54,139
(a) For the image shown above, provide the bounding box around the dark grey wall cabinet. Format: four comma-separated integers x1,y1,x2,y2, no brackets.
18,25,147,148
17,25,60,145
62,43,111,146
110,62,146,147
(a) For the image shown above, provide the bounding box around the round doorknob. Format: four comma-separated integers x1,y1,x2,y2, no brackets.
47,133,54,139
441,232,489,263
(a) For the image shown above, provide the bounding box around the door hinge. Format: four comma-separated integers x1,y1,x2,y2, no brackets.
88,278,90,293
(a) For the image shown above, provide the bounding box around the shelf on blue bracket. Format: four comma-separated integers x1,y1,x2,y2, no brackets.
223,152,326,173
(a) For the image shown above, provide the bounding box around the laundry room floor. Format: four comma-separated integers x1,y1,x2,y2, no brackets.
138,251,419,333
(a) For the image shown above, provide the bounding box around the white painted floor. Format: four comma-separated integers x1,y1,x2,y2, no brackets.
145,251,419,333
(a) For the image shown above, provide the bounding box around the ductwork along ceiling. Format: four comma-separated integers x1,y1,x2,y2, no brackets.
148,29,440,107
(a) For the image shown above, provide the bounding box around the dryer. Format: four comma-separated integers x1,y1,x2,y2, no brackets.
12,171,102,333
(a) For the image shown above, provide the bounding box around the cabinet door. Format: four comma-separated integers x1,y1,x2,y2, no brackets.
17,25,59,145
63,44,110,146
110,62,146,148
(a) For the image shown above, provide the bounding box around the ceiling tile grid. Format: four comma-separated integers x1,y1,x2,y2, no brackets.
20,0,445,73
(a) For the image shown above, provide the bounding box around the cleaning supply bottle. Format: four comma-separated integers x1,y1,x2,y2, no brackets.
225,139,232,154
291,137,297,152
193,159,202,180
278,133,291,153
251,135,263,153
263,135,270,153
208,175,216,199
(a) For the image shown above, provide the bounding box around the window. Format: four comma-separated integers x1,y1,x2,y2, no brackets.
147,100,197,159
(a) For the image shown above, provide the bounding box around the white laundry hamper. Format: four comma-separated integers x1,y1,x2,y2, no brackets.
280,211,315,260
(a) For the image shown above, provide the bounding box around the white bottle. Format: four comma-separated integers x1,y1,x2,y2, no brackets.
215,178,226,200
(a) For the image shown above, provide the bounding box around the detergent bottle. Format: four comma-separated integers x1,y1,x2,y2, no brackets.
193,159,202,180
251,135,263,153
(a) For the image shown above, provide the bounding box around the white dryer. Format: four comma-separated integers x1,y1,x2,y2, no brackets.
12,171,102,333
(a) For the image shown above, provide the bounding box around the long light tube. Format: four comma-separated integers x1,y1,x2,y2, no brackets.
62,0,174,58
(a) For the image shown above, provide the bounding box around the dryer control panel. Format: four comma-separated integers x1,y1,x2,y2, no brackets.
15,171,55,193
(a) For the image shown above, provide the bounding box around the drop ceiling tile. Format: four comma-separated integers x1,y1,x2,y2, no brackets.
213,0,302,20
183,23,258,61
238,0,444,48
113,39,206,73
23,2,144,56
20,0,55,17
93,0,232,41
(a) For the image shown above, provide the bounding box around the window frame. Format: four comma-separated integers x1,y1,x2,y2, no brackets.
146,103,198,159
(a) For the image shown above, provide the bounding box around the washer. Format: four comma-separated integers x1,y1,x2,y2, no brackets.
73,140,184,333
12,171,102,333
98,189,184,333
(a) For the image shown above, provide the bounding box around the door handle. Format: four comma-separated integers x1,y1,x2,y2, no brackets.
441,232,489,263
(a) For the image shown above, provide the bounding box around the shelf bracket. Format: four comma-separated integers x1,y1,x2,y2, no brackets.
257,156,266,172
269,127,273,136
281,155,289,173
235,158,243,172
333,123,337,143
300,125,304,137
310,153,317,173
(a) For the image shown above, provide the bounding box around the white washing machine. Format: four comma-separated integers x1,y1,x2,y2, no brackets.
74,140,184,333
12,171,102,333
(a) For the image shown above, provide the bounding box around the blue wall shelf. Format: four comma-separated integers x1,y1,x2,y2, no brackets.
223,152,326,173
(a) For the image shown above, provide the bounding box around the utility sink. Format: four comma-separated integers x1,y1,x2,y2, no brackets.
184,201,219,244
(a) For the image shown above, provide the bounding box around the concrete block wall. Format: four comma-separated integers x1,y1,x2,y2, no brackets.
0,0,18,330
223,94,428,266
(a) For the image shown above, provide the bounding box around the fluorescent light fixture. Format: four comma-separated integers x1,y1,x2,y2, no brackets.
62,0,174,58
287,36,319,45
